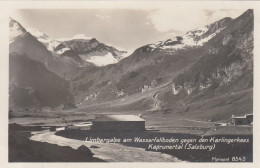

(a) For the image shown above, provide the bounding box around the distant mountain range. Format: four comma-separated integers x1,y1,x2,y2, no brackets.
27,27,129,66
9,9,253,119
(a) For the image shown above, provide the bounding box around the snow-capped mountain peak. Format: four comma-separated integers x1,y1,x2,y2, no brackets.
27,28,47,38
106,43,133,58
147,17,232,52
27,27,61,52
85,52,119,66
54,37,130,66
25,27,129,66
57,34,92,42
9,18,27,42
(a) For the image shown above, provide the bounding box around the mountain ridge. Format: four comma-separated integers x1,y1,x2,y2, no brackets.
27,26,130,66
9,9,253,119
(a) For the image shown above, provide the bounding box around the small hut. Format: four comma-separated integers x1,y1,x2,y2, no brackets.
231,114,253,125
91,115,145,131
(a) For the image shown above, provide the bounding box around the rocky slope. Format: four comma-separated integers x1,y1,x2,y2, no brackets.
68,13,238,105
169,9,253,100
55,37,128,66
154,9,254,121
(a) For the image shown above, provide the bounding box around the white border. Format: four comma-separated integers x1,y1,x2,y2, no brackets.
0,1,260,168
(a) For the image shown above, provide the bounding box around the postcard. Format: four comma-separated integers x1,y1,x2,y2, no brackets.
0,1,259,167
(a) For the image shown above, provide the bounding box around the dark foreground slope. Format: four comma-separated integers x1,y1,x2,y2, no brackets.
9,53,74,108
9,124,104,162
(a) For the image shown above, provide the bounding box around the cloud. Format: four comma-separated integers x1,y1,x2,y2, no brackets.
148,9,247,34
11,9,248,50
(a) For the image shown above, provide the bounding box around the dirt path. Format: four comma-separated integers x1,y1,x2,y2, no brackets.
182,119,213,124
151,91,161,110
30,130,182,162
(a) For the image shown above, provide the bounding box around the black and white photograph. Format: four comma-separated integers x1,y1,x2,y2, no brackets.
1,1,257,165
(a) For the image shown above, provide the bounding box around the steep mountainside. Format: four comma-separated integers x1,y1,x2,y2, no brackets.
168,9,253,101
154,9,254,121
9,18,27,42
9,53,74,108
9,19,80,77
9,19,76,108
28,28,61,52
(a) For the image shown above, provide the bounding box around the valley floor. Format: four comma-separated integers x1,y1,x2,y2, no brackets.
8,86,253,162
9,121,252,162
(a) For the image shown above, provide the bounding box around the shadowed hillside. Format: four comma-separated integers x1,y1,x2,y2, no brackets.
9,53,74,108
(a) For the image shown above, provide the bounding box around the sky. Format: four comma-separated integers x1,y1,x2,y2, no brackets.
11,9,247,50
